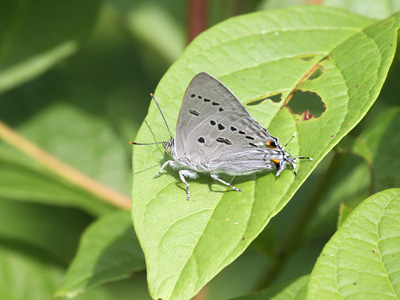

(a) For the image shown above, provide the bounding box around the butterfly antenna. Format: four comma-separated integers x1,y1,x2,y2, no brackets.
150,93,173,140
283,132,297,150
129,141,165,146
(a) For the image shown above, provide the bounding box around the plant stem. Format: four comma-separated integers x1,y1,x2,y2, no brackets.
187,0,207,43
0,120,131,210
254,151,344,290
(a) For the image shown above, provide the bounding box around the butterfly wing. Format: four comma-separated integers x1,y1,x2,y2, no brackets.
175,72,249,158
186,111,281,175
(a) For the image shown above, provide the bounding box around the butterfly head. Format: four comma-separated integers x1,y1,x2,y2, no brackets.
163,139,175,155
271,149,297,177
267,133,312,177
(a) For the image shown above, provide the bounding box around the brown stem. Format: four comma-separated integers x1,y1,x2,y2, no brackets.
187,0,207,43
192,286,208,300
0,120,130,210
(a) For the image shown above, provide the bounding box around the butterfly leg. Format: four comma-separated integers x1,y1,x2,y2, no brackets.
211,174,242,192
179,170,198,200
153,160,175,179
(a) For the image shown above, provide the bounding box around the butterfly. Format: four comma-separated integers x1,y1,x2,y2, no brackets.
132,72,312,200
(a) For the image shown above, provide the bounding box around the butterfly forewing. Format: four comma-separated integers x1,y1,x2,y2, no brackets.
175,72,249,158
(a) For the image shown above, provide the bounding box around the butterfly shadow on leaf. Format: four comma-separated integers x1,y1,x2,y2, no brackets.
132,120,170,176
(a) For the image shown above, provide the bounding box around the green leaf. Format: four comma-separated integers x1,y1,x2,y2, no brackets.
323,0,400,19
353,107,400,192
0,0,101,94
124,2,185,64
230,275,309,300
132,6,400,300
206,249,269,299
0,198,91,264
337,201,355,229
306,154,370,237
258,0,400,19
0,97,134,214
56,210,145,297
0,145,116,215
307,188,400,299
0,245,116,300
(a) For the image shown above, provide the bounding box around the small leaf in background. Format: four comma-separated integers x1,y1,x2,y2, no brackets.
205,249,269,299
230,275,309,300
0,245,116,300
306,154,370,237
0,145,117,215
258,0,400,19
323,0,400,19
353,107,400,193
0,0,101,94
337,202,355,229
56,210,145,297
307,188,400,299
132,6,400,300
0,198,92,264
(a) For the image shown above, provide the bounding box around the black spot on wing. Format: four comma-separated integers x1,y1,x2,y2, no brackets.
189,109,200,116
216,138,232,145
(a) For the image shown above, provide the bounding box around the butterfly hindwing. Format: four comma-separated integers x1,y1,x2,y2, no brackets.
186,111,278,175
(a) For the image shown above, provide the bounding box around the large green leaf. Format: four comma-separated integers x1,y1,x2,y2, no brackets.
56,211,145,297
307,188,400,299
0,0,101,94
132,6,400,300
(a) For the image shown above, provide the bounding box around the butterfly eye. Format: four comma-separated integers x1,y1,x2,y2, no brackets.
265,140,277,148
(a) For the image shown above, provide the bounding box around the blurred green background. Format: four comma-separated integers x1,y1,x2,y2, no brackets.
1,0,399,299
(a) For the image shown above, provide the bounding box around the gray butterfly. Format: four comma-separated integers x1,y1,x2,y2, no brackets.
133,72,312,200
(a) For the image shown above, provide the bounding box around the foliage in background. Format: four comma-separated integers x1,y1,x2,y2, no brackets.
0,1,400,300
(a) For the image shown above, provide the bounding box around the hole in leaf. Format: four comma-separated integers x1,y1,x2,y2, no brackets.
268,94,282,103
308,65,324,80
286,90,325,120
246,93,282,106
297,54,316,61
